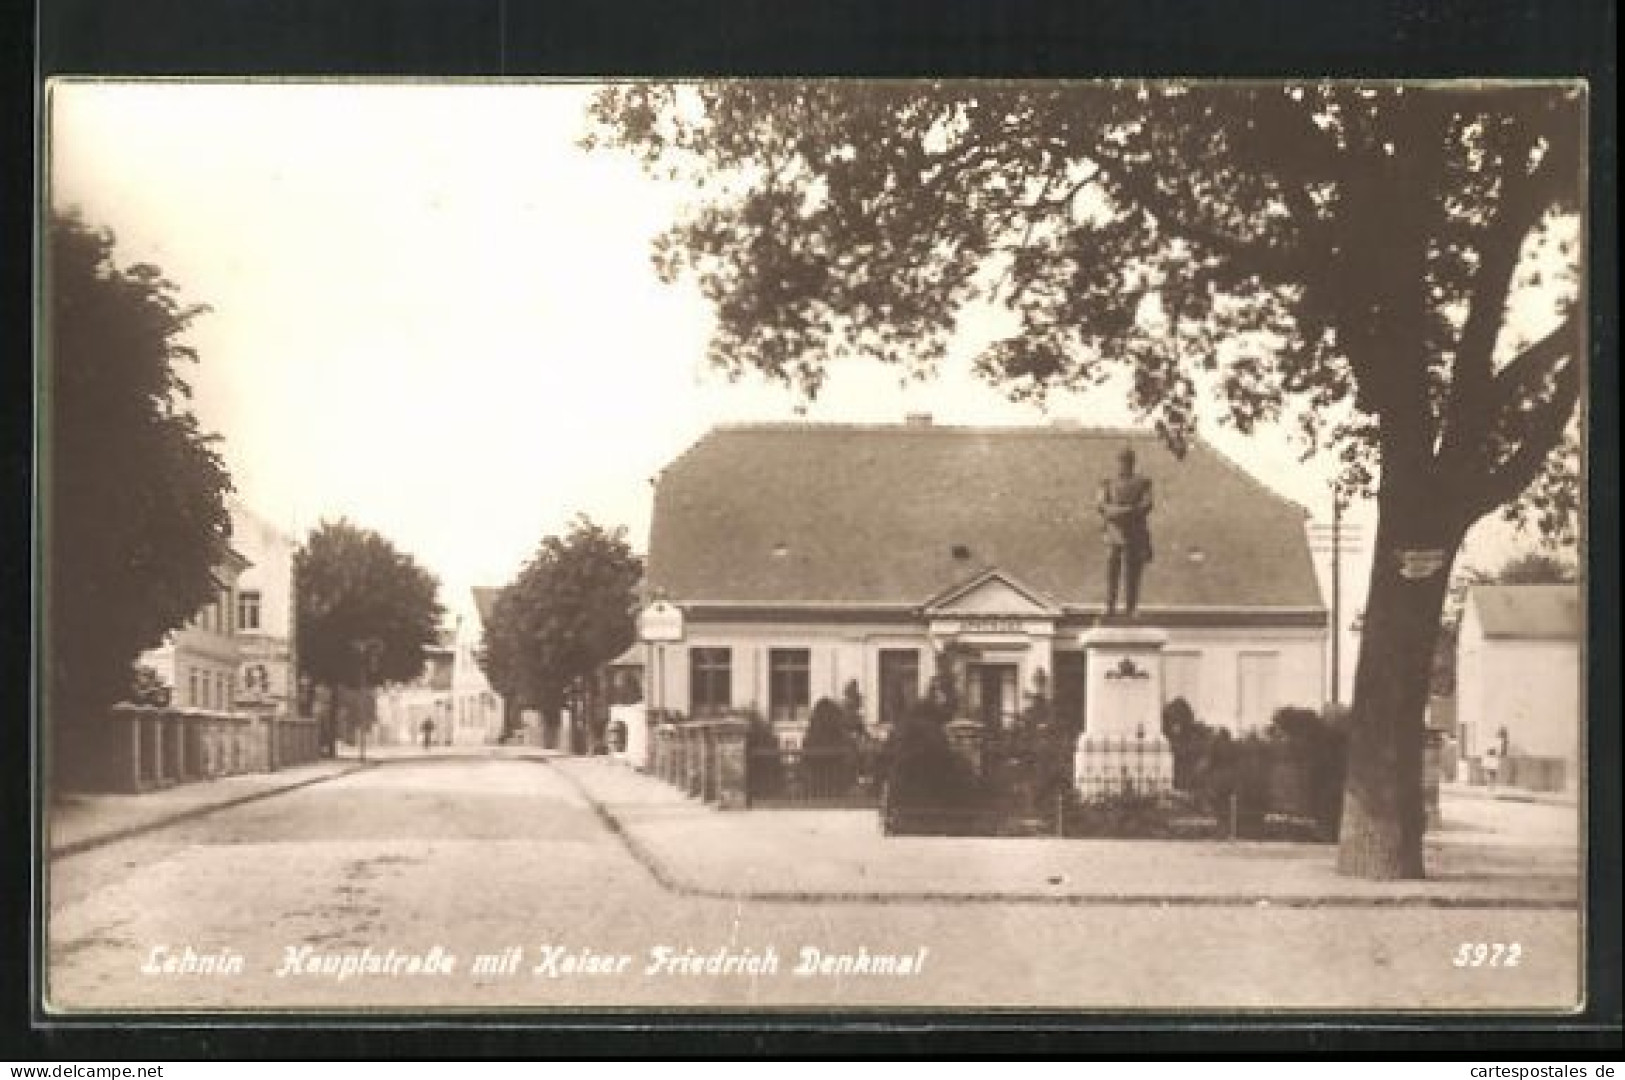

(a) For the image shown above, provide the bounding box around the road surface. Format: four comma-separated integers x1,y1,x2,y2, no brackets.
47,755,1581,1012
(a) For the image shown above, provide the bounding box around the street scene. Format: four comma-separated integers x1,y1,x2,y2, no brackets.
48,749,1579,1011
42,80,1588,1015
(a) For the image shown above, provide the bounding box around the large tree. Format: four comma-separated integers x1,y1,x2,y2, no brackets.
46,210,235,752
294,520,443,742
479,516,643,751
588,81,1586,878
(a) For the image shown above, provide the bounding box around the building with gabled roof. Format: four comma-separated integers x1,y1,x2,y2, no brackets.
641,419,1328,736
1457,583,1581,792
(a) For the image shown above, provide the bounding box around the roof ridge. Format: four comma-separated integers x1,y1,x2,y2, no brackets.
708,421,1157,437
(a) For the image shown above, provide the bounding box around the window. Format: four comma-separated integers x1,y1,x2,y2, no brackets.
878,649,920,727
188,670,200,708
769,649,811,722
690,648,732,717
237,590,262,632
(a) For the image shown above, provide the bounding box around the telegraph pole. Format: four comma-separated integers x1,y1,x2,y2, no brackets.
1331,493,1342,708
1309,491,1362,710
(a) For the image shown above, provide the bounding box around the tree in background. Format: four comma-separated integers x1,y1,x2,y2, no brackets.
589,82,1585,878
295,520,443,751
479,516,643,752
46,210,235,767
1494,550,1578,584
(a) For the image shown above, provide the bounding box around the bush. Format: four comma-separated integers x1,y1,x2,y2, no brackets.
744,712,785,799
1266,704,1347,839
803,697,861,794
882,696,977,810
1060,789,1216,839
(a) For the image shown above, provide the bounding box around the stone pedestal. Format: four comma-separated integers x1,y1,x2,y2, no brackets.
1080,626,1167,737
1074,625,1174,799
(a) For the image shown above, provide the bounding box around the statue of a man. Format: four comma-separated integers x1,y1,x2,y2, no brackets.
1097,446,1155,619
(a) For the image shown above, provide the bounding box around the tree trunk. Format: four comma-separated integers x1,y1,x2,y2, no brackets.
1335,501,1461,879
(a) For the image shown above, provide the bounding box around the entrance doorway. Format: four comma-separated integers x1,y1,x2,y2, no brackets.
967,663,1019,729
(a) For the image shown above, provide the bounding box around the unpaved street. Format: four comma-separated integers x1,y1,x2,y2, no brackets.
47,756,1580,1012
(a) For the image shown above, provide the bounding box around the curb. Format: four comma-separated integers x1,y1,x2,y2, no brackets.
50,762,371,859
544,760,1579,912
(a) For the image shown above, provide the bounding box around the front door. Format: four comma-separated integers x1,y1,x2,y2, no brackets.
968,663,1019,729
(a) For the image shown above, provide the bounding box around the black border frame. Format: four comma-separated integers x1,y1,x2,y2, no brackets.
10,0,1620,1058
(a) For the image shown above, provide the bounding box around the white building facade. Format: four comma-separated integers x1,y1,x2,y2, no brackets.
1456,584,1581,793
641,422,1327,741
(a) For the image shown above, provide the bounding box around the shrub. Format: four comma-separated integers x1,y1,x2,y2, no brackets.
882,695,977,809
1060,789,1212,839
803,697,861,795
744,712,785,799
1161,697,1210,790
1266,704,1348,839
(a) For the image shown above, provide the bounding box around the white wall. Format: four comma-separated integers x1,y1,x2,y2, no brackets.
1156,626,1326,734
648,618,1324,735
1456,598,1581,790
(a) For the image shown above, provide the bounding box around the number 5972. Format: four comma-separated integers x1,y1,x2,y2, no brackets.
1453,942,1521,967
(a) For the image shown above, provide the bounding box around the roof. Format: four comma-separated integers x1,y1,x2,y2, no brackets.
471,586,501,626
647,423,1323,613
1467,585,1580,640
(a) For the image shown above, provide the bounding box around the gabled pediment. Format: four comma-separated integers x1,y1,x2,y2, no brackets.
924,568,1062,618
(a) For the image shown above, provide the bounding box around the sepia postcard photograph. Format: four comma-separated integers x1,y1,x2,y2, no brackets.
38,78,1591,1018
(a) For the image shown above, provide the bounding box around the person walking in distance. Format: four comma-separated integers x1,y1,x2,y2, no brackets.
420,716,434,751
1098,445,1155,620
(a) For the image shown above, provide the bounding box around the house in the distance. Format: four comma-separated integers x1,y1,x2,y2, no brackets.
226,500,318,765
640,419,1327,741
1456,583,1581,793
373,631,454,746
141,545,252,715
450,589,504,745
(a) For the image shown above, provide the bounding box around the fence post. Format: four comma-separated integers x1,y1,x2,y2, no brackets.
699,723,718,803
712,718,749,810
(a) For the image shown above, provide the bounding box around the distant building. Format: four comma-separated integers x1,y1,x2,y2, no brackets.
140,546,252,713
640,421,1328,741
450,588,504,745
226,501,298,721
374,631,454,747
1456,584,1581,793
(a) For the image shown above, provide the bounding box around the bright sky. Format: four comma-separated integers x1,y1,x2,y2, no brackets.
47,81,1560,625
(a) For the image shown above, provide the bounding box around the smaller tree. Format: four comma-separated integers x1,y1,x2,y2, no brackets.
1494,550,1579,584
478,516,643,752
294,520,443,751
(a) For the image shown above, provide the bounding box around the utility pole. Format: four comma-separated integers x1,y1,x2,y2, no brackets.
1309,491,1362,710
1331,493,1342,709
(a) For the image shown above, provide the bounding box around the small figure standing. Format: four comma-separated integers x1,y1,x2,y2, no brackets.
1097,445,1155,619
419,717,434,751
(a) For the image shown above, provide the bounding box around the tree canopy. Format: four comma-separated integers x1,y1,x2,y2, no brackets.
294,519,443,690
589,81,1587,878
47,210,235,731
479,516,643,718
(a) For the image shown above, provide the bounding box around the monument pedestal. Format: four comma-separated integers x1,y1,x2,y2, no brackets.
1073,625,1175,800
